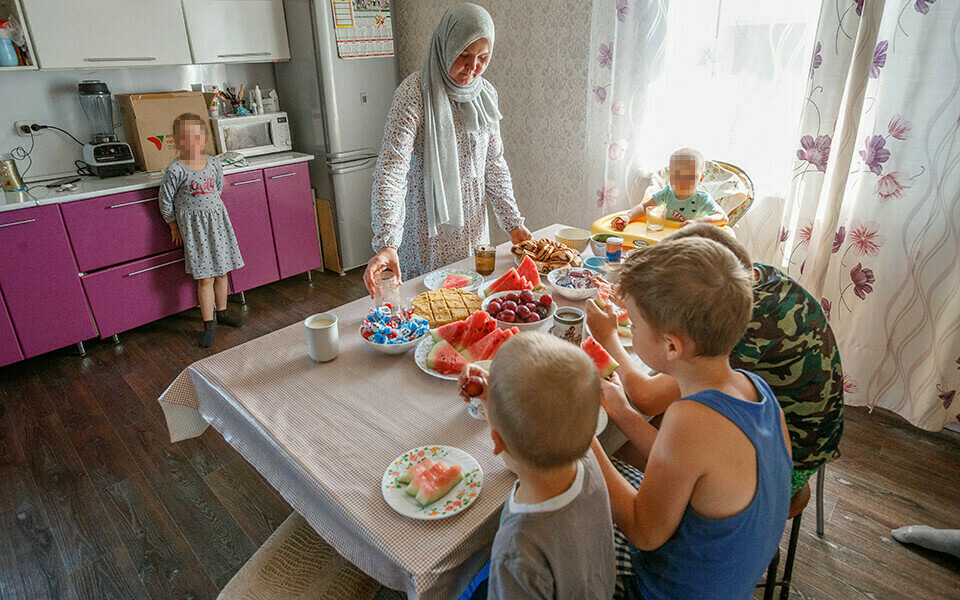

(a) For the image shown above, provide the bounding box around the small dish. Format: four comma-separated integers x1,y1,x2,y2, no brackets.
481,290,556,332
547,267,600,301
583,256,607,273
590,232,617,257
423,268,484,293
360,328,427,355
556,227,591,254
381,445,483,520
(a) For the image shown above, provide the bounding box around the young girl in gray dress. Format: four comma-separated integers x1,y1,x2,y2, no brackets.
159,113,244,348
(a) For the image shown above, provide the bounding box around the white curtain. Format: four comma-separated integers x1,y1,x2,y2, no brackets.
583,0,820,261
780,0,960,431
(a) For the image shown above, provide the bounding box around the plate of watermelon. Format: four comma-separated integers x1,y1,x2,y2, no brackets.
423,268,484,293
478,255,543,298
382,445,483,519
415,310,520,380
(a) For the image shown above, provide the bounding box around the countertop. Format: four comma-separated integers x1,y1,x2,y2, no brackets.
1,152,315,213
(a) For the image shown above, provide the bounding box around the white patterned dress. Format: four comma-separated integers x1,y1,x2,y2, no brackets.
158,156,244,279
371,72,525,280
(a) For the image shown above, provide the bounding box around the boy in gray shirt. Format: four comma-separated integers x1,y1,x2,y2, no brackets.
466,332,615,599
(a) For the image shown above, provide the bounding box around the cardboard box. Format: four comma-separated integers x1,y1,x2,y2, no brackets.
315,197,342,273
116,91,215,172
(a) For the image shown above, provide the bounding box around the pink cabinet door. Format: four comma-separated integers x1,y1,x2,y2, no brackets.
81,249,197,339
0,205,96,357
60,187,176,272
263,163,323,279
222,171,280,293
0,293,23,367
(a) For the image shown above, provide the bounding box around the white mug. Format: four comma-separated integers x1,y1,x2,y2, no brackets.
304,313,339,362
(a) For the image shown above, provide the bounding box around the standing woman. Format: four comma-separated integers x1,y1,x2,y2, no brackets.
363,3,532,294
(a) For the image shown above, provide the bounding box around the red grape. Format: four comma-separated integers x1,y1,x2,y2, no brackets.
504,293,519,304
461,376,486,398
536,306,549,319
539,294,553,308
525,313,541,323
516,305,532,320
519,290,535,304
486,301,501,316
499,309,516,323
501,300,518,313
523,302,538,313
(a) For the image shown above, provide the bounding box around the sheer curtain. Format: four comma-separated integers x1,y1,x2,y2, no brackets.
583,0,820,261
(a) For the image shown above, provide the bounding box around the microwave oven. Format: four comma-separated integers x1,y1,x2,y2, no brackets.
211,112,292,157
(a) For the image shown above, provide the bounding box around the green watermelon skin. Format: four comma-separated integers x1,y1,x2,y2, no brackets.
426,340,469,375
431,320,466,346
516,255,542,288
581,335,619,379
463,328,506,362
442,274,473,289
414,463,464,505
398,458,435,484
405,461,445,496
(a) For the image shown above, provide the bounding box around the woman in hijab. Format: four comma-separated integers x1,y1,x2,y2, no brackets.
363,3,532,294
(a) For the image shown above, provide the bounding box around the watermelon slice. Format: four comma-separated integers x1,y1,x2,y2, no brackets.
487,268,524,295
618,326,633,340
407,461,464,506
426,340,469,375
458,311,496,350
441,274,473,289
431,320,466,347
519,276,534,291
516,255,542,289
397,458,435,484
617,310,631,326
462,328,505,362
581,336,619,379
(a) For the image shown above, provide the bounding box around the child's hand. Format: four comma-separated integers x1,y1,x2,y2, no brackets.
169,222,182,246
458,363,489,403
585,298,620,344
600,371,632,417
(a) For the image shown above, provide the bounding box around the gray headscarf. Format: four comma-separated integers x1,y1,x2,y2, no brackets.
421,3,502,237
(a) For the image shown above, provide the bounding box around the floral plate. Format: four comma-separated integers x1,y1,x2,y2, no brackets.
381,445,483,520
414,336,460,381
423,268,484,293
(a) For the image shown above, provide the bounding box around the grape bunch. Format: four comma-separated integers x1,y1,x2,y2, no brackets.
486,290,553,324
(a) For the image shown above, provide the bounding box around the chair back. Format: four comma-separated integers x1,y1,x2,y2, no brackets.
646,160,755,227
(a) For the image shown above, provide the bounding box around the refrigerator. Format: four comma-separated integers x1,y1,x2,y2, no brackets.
276,0,400,272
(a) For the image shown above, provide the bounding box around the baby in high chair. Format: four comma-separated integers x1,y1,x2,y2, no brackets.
614,148,728,230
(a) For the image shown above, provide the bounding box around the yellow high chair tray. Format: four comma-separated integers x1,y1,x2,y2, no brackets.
591,211,682,249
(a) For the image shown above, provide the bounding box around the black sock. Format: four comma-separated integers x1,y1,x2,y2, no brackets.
216,309,243,327
199,320,215,348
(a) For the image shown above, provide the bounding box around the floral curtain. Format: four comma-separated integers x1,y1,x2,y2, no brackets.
780,0,960,431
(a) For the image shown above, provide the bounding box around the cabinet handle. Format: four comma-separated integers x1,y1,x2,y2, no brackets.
269,172,297,180
109,197,159,209
231,179,262,186
83,57,157,62
218,52,271,58
126,258,184,277
0,218,36,228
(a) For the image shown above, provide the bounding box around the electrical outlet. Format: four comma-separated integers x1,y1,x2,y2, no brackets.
14,121,43,137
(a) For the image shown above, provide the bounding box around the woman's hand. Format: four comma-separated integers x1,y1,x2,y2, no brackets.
599,371,632,419
458,363,490,403
363,247,401,298
585,298,620,345
169,222,182,247
509,225,533,245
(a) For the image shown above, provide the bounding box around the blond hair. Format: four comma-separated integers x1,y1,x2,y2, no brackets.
487,332,600,469
667,222,753,271
172,113,205,139
613,237,753,357
670,147,705,180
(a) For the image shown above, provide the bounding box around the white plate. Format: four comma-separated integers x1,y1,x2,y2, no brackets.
423,268,484,293
414,335,460,381
382,446,483,520
596,406,608,435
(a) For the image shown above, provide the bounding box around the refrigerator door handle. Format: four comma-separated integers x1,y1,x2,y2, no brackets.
327,149,380,164
328,157,379,175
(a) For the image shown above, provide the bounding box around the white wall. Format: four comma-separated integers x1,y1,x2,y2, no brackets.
0,62,277,180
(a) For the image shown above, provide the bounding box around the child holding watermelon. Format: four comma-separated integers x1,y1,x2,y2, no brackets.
459,332,616,600
588,237,792,599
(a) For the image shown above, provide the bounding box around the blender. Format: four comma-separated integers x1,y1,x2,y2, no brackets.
79,80,135,178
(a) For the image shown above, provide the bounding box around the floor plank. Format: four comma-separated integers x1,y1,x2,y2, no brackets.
69,547,150,600
205,459,293,546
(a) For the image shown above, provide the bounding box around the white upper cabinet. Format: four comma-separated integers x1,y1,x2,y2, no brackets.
181,0,289,64
21,0,192,69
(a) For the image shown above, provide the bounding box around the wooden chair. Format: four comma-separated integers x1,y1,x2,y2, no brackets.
761,482,810,600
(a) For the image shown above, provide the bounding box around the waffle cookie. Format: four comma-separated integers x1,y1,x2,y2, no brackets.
412,288,483,327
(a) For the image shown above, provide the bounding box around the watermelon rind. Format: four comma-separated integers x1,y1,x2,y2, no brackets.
414,463,464,505
581,335,619,379
405,461,446,497
398,458,435,484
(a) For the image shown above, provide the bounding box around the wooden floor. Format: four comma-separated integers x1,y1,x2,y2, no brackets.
1,269,958,599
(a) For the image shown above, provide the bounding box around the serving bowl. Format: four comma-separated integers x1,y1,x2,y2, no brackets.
555,227,591,254
589,232,619,257
481,290,556,332
547,266,601,301
360,328,428,355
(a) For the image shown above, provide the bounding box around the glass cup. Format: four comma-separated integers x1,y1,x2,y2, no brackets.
646,205,667,232
474,245,496,276
374,269,401,312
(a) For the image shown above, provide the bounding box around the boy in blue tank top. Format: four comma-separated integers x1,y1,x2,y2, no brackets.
589,236,793,599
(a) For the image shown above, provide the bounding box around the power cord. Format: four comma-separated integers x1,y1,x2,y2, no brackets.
10,129,35,178
75,160,94,177
36,124,85,146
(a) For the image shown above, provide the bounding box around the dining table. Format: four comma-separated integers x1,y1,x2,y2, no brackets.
157,223,634,599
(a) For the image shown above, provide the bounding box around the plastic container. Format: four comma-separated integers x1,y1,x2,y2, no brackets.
0,30,19,67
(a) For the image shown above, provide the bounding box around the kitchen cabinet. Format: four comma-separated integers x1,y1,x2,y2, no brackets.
60,187,176,273
81,249,196,339
0,294,23,367
21,0,191,69
222,171,280,293
263,163,323,279
181,0,290,64
0,0,39,70
0,206,96,357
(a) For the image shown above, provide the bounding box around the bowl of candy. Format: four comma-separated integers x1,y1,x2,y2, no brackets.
481,290,556,332
547,267,601,301
360,306,430,354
